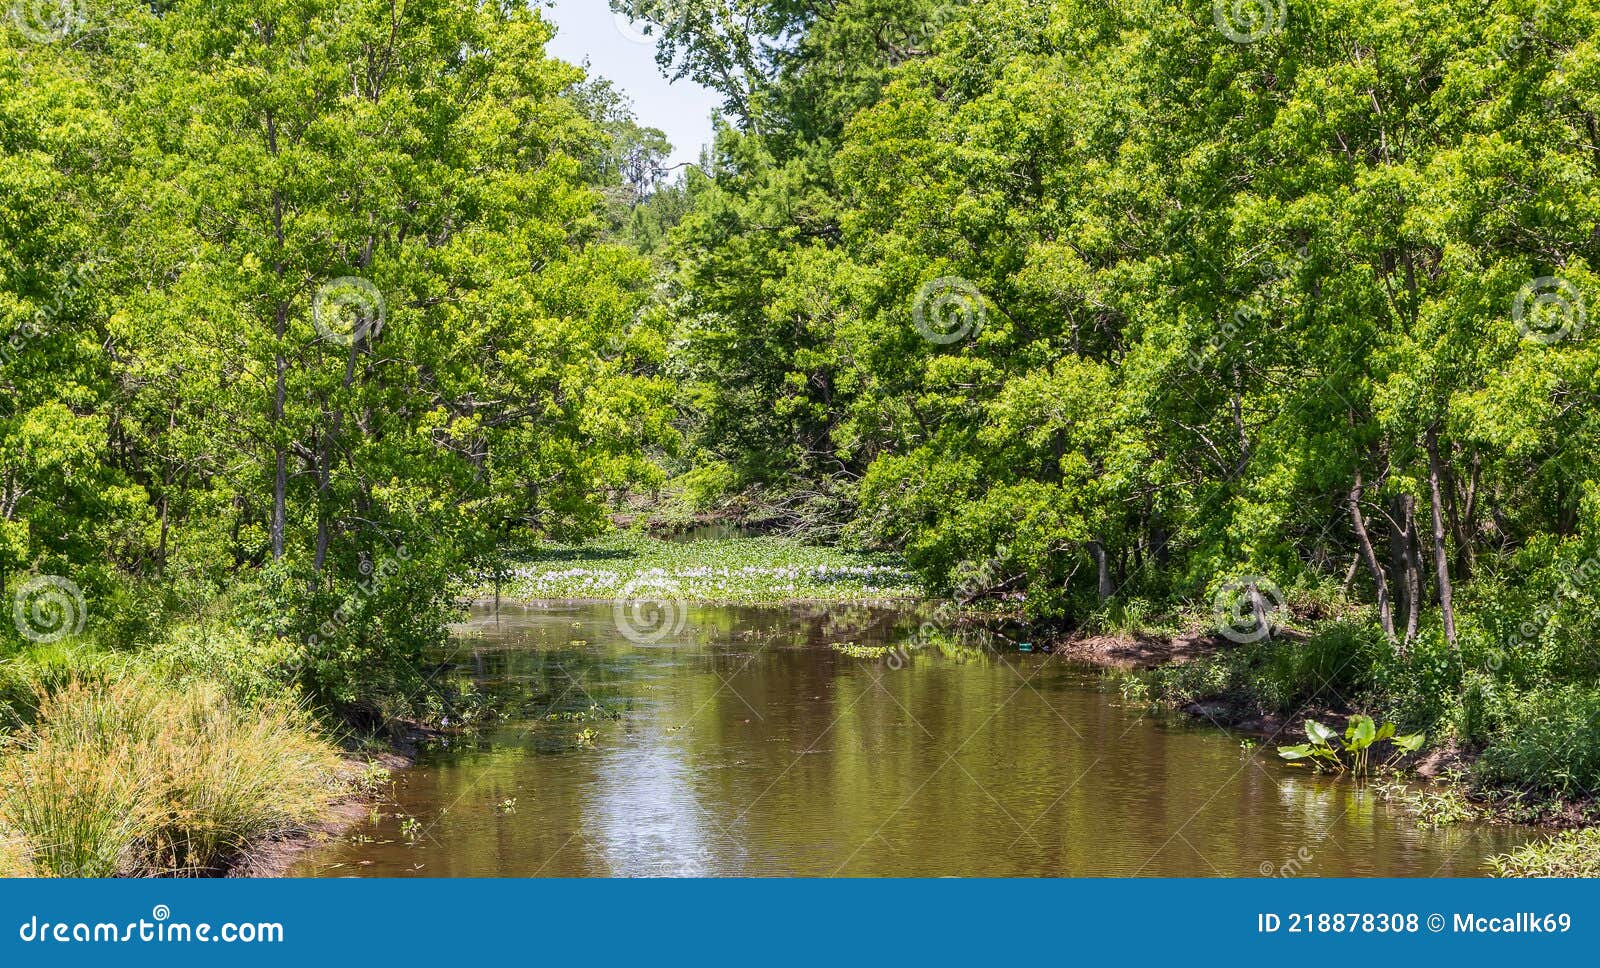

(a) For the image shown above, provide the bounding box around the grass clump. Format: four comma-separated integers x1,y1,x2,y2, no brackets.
0,676,342,877
1490,829,1600,878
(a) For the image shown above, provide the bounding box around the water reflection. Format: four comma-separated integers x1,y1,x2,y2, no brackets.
296,602,1529,878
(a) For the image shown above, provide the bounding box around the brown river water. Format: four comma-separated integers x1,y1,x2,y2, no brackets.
295,601,1529,877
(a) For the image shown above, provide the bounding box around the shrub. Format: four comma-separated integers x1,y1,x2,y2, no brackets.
1476,684,1600,795
1252,622,1381,714
237,554,461,721
145,626,301,708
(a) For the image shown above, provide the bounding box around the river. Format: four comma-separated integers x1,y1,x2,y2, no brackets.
296,601,1527,877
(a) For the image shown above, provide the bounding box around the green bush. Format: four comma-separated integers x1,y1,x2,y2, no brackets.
0,640,128,730
146,626,301,708
235,554,461,722
1253,622,1382,714
1476,684,1600,795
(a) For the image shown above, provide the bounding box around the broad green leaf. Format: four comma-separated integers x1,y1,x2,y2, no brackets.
1346,715,1376,750
1393,733,1427,753
1305,720,1337,746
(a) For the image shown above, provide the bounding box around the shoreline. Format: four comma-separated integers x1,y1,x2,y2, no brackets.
228,746,416,879
1051,630,1600,835
255,597,1592,879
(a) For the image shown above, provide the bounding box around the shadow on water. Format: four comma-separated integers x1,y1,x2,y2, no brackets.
296,601,1532,878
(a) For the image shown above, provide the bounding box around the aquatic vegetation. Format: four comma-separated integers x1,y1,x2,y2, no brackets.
484,534,919,605
399,815,423,843
831,642,896,659
1409,788,1481,830
353,761,395,796
545,703,622,723
497,798,518,815
1277,715,1424,776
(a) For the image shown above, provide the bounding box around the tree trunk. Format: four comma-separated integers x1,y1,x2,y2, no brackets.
1089,541,1113,601
268,104,287,563
1456,453,1480,575
1426,425,1459,649
1385,495,1411,648
1348,470,1395,641
1402,495,1422,645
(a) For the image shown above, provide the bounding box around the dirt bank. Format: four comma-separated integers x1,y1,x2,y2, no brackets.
1049,631,1232,669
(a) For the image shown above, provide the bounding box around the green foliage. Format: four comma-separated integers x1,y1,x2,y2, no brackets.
2,0,676,710
831,642,897,659
1406,788,1481,830
652,0,1600,648
633,0,1600,799
1475,684,1600,795
1147,620,1385,716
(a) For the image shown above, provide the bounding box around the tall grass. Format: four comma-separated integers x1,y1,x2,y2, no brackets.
0,676,342,877
0,640,128,730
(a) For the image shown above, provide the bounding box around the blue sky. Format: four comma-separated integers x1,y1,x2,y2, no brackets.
540,0,722,166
